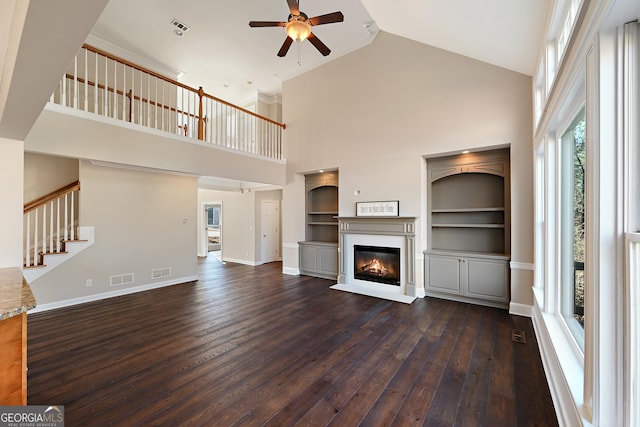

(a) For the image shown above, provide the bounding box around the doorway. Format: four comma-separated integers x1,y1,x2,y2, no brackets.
205,203,222,253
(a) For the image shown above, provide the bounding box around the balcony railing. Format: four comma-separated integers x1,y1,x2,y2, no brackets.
50,44,285,160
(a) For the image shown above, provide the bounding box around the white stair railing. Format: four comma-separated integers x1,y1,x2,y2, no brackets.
49,44,285,160
24,181,80,268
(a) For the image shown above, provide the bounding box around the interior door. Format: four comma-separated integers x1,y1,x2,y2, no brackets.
261,200,280,263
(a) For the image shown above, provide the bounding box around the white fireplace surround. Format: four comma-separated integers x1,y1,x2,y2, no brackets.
331,216,417,304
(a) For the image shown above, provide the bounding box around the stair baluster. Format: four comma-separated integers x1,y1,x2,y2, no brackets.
23,181,80,268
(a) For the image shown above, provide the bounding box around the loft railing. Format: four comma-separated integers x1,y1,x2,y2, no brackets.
23,181,80,268
50,44,285,160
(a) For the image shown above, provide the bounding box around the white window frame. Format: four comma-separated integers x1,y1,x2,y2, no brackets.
623,21,640,427
626,233,640,426
555,101,587,359
558,107,586,352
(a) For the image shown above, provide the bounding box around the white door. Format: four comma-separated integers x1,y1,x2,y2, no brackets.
261,200,280,263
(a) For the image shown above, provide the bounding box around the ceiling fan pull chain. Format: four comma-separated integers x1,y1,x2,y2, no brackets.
297,42,302,66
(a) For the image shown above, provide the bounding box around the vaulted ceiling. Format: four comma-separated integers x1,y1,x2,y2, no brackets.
90,0,550,103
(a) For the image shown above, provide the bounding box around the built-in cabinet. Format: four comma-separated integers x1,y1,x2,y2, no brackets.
425,251,509,308
299,171,339,279
424,149,510,309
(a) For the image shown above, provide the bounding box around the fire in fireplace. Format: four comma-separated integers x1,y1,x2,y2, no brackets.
353,245,401,286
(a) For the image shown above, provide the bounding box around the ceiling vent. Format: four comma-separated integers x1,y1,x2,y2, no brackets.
170,18,190,34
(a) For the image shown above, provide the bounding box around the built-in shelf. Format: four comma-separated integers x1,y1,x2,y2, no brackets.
300,171,339,279
432,207,504,213
432,224,505,228
425,148,511,309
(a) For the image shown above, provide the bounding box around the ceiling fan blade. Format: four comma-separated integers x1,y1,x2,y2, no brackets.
309,11,344,26
307,33,331,56
249,21,286,27
277,37,294,57
286,0,300,16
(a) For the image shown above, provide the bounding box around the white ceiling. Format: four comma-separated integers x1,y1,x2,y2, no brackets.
90,0,550,104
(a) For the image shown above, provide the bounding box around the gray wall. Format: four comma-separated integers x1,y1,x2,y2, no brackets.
24,153,79,202
30,160,198,305
281,31,534,305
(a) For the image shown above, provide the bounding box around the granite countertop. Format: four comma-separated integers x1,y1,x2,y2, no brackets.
0,267,37,321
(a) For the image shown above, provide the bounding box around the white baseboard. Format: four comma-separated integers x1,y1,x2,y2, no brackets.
509,302,532,317
29,275,198,313
510,261,535,270
222,258,258,266
282,266,300,276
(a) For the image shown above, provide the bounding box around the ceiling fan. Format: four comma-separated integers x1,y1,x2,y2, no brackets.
249,0,344,57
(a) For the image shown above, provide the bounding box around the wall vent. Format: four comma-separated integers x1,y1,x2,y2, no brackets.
151,267,172,279
110,273,135,287
170,18,190,33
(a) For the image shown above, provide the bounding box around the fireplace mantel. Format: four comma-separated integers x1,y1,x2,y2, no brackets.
336,216,416,236
332,216,417,303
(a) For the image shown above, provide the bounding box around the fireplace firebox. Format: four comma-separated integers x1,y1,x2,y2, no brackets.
353,245,401,286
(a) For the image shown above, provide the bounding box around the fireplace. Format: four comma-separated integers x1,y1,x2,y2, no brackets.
353,245,400,286
331,216,417,304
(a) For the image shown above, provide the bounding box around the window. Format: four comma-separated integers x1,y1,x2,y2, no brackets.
627,234,640,426
207,205,220,227
535,0,584,110
557,0,584,61
560,107,586,349
534,145,546,292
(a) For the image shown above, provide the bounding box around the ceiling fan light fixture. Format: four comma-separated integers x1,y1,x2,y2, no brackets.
286,18,311,42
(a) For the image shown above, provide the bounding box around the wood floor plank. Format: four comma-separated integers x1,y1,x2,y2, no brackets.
451,306,494,427
356,301,444,426
389,301,459,426
486,310,519,426
27,254,558,426
422,303,479,427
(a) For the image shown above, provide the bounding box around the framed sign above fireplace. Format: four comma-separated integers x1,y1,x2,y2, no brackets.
356,200,399,217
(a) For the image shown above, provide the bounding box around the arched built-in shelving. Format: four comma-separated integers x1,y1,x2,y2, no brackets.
424,149,511,309
299,171,339,279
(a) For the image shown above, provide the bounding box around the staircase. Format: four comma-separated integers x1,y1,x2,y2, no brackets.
22,181,94,283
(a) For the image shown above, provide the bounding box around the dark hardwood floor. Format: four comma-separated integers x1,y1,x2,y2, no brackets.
27,254,558,426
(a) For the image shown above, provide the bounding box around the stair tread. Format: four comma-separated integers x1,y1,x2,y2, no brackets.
23,264,47,269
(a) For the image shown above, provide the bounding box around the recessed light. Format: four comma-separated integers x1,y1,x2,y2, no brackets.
462,150,470,154
174,30,183,37
318,169,324,173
